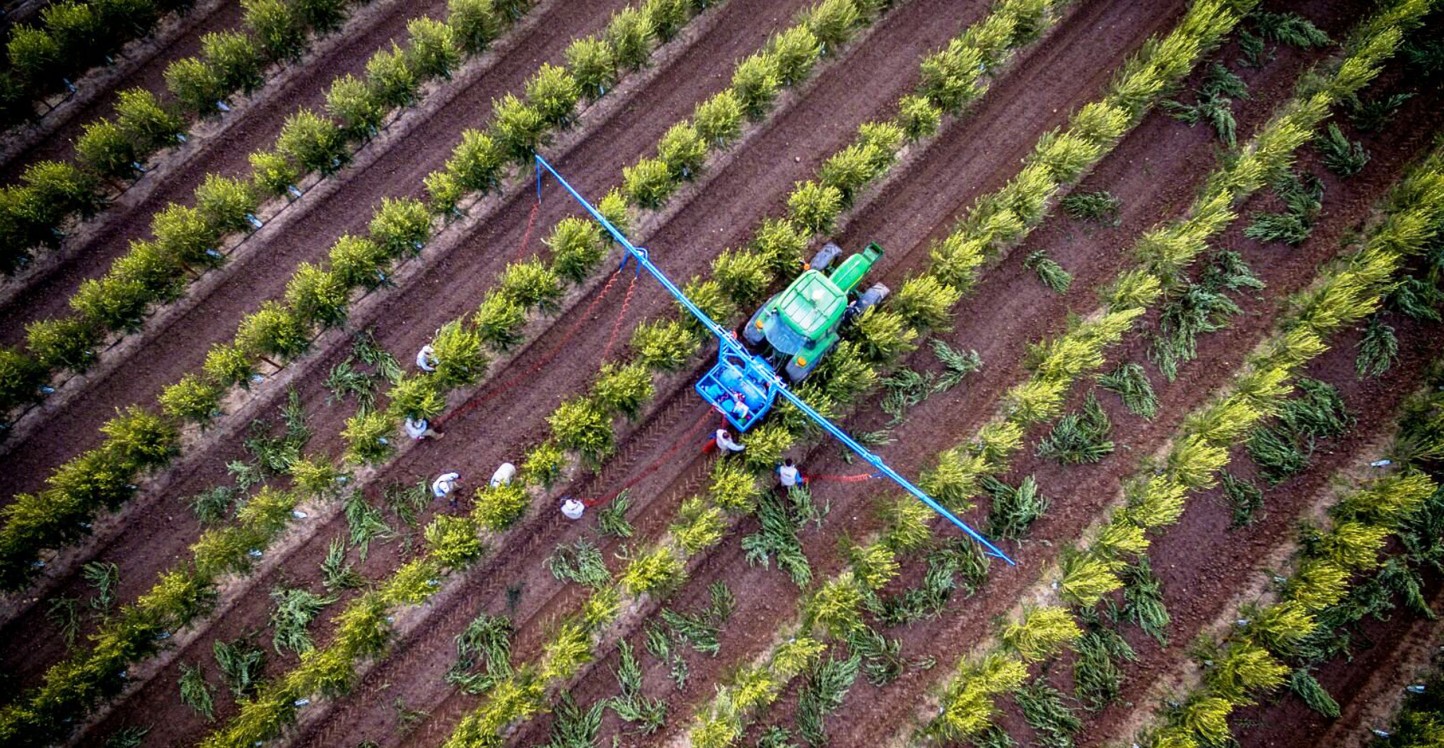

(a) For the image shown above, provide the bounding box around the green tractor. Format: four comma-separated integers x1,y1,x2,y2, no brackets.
743,241,889,382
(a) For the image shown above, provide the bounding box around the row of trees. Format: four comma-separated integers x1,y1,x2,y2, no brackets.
0,0,662,588
1,0,196,129
922,5,1433,739
678,0,1269,741
0,0,547,422
0,0,388,275
181,1,739,744
1147,407,1442,747
0,0,721,742
0,0,545,420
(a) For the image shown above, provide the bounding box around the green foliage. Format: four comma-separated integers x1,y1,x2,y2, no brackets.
742,491,811,587
114,88,184,154
1252,11,1329,48
549,396,614,465
430,319,488,388
498,258,562,312
370,197,431,257
1316,122,1369,177
165,57,226,116
77,119,139,179
932,339,982,391
1037,392,1114,464
201,30,265,94
1222,471,1264,527
269,586,333,654
473,292,526,351
326,74,385,140
1122,557,1170,643
623,157,675,209
1002,606,1080,662
1247,377,1352,483
1074,628,1135,711
237,300,311,360
592,361,654,420
731,53,781,120
1061,190,1121,224
1098,362,1158,419
493,93,548,161
607,641,665,733
341,409,395,465
630,319,699,371
694,90,744,146
1024,249,1071,293
249,149,300,197
447,0,502,55
204,343,256,388
407,17,462,80
521,441,565,489
446,611,513,694
0,346,47,412
566,37,616,99
620,545,683,597
472,481,530,531
179,663,216,721
1245,171,1323,245
546,538,610,588
1355,316,1398,379
796,653,860,745
658,121,707,179
596,494,634,538
523,63,580,130
1288,667,1340,718
1014,678,1082,748
213,638,265,698
606,6,654,71
344,492,392,559
242,0,305,62
285,262,349,328
160,373,225,424
985,474,1048,540
276,109,349,176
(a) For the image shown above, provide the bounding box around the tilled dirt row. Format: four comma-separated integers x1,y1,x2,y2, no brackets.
0,0,796,694
0,0,237,173
498,2,1362,744
0,0,430,315
0,0,632,493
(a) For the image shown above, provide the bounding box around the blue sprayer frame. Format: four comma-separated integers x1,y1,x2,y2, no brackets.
534,155,1015,565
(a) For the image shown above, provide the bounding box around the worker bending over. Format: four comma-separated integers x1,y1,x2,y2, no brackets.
704,427,745,454
432,472,460,507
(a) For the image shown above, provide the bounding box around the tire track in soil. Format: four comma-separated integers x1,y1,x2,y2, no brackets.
57,0,845,739
0,0,632,496
513,2,1395,743
0,0,425,314
0,0,236,173
0,0,632,689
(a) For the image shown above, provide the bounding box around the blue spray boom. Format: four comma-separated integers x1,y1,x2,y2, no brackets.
534,155,1014,565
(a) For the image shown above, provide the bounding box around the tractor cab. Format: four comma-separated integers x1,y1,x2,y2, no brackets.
744,241,889,381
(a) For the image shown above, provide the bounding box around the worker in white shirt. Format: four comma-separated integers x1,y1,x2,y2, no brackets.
704,427,745,455
777,458,808,488
404,416,444,440
560,497,586,520
432,472,460,506
416,344,438,372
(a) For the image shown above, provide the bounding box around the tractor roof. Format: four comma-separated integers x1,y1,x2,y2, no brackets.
775,271,845,339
